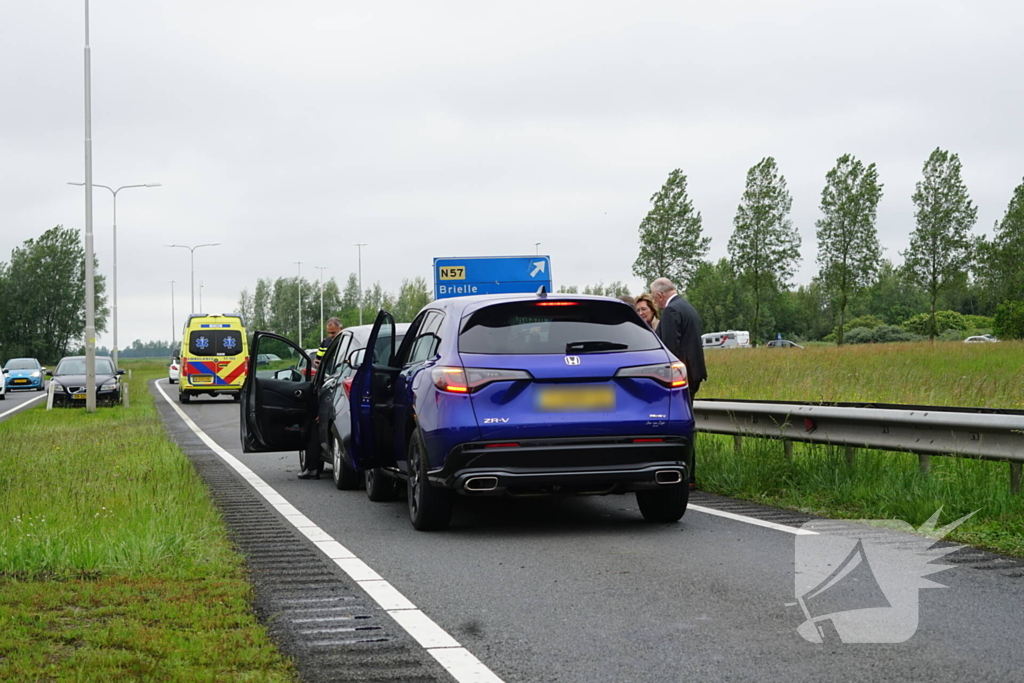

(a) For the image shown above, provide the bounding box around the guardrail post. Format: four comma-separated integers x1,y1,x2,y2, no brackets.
918,454,931,474
783,440,793,459
845,446,856,465
1012,463,1022,495
46,381,55,411
122,385,130,409
733,435,743,454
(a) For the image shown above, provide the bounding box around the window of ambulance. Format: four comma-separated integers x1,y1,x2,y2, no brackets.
459,300,660,354
188,329,243,356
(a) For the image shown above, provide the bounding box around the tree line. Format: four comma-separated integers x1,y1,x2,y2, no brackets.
237,275,432,349
0,226,108,363
632,148,1024,344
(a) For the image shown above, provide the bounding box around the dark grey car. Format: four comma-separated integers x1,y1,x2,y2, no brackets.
48,356,125,407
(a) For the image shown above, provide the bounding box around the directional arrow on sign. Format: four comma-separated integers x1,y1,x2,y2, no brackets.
530,260,546,277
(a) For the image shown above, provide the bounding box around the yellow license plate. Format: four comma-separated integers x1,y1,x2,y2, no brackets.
73,393,87,400
192,376,213,385
537,386,615,412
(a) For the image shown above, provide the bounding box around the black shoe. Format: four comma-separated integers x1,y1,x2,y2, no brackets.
297,469,321,480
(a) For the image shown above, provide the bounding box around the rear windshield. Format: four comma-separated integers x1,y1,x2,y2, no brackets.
188,329,243,356
5,359,39,370
459,300,661,355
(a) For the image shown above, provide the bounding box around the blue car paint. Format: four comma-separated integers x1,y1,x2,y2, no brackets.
351,294,695,477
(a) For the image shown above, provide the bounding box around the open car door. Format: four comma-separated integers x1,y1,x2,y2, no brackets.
240,332,314,453
349,310,398,470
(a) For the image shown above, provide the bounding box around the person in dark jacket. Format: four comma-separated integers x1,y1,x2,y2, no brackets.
650,278,707,487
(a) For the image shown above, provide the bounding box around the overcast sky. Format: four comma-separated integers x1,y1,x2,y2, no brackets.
3,1,1023,347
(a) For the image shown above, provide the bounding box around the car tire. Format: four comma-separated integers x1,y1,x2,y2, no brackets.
636,483,690,523
406,430,453,531
179,391,190,404
365,467,399,502
36,384,44,392
0,393,5,400
330,433,361,490
299,447,321,475
169,378,176,385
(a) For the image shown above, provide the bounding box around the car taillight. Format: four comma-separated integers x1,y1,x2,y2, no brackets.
535,301,578,306
342,377,353,398
431,367,533,394
615,362,687,388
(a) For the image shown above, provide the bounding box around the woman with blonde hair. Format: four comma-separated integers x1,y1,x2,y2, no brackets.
635,293,660,331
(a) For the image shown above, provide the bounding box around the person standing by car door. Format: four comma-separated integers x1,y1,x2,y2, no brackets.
650,277,707,487
299,316,345,479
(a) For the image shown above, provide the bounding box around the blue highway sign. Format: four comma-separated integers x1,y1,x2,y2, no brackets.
433,255,553,299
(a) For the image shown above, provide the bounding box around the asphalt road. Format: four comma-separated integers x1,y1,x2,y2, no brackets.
158,381,1024,683
0,383,47,423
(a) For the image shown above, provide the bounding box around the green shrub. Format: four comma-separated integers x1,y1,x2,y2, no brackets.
903,310,969,336
872,325,917,343
994,300,1024,340
844,327,875,344
964,314,995,331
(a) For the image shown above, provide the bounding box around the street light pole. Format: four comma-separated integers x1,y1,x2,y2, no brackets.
165,243,220,313
535,242,541,255
82,0,96,412
199,281,203,311
294,261,304,345
170,280,176,350
354,243,367,326
67,181,161,370
315,266,328,341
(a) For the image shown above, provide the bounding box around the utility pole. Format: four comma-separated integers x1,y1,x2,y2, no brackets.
170,280,176,350
82,0,97,412
315,266,328,341
354,243,367,325
535,242,541,255
199,280,203,312
294,261,304,345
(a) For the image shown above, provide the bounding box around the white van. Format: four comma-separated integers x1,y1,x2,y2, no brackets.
702,330,751,349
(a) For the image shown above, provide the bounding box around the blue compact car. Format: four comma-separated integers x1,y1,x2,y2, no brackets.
241,293,695,530
3,358,46,392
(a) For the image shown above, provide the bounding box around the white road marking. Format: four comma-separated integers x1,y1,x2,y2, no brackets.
690,504,818,535
0,393,47,420
153,379,504,683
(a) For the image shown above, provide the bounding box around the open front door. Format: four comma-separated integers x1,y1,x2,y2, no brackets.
240,332,315,453
349,310,398,470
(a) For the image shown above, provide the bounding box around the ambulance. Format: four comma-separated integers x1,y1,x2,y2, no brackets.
178,314,249,403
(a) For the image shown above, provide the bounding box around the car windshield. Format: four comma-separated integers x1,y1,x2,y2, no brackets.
459,300,661,355
5,359,39,370
56,358,115,375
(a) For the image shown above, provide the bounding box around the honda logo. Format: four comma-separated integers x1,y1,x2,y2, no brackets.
564,356,581,366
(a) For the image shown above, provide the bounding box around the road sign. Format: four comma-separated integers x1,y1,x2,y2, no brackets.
433,255,553,299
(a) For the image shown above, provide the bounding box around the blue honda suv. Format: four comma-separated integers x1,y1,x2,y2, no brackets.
241,292,695,530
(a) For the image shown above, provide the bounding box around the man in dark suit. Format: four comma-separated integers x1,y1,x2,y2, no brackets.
650,278,707,486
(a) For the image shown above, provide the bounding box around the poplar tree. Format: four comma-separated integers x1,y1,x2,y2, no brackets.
815,154,884,345
904,148,977,339
729,157,801,344
632,169,710,290
976,177,1024,306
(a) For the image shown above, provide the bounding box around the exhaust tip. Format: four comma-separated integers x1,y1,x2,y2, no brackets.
655,470,682,485
465,476,499,492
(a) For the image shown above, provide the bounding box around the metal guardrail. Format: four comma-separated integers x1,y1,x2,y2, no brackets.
692,399,1024,493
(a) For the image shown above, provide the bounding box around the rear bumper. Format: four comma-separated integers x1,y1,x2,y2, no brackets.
432,435,691,496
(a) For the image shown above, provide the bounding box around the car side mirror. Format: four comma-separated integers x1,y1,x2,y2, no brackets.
40,367,47,373
1,368,8,374
117,369,126,375
45,370,52,377
347,348,365,370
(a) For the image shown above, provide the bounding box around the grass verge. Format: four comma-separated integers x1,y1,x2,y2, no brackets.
0,360,295,681
697,341,1024,557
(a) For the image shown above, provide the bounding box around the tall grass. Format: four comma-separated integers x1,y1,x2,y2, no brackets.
703,340,1024,408
697,341,1024,556
0,361,234,577
0,361,295,680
